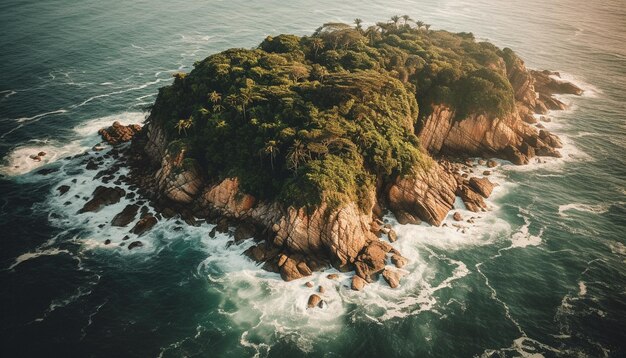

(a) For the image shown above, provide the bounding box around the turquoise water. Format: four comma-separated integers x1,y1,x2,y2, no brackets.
1,0,625,356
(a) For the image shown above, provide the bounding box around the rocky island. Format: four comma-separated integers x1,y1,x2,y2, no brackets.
81,19,581,292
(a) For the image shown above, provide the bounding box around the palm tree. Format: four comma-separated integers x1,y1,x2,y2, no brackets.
390,15,400,28
238,87,254,121
354,18,363,32
310,38,324,59
416,20,425,30
365,25,380,44
424,24,431,32
175,116,194,135
209,91,222,104
261,140,280,171
212,103,224,113
401,15,412,27
286,139,310,172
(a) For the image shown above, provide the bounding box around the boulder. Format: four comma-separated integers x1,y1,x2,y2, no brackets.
458,185,487,212
503,145,528,165
78,186,126,213
355,241,391,281
307,294,323,309
278,254,312,281
469,177,495,198
57,185,70,196
391,254,408,268
305,281,314,288
487,160,498,168
234,222,256,242
128,241,144,250
130,215,157,236
326,274,339,280
453,212,463,221
394,210,421,225
387,229,397,243
111,204,139,227
98,121,142,145
382,268,401,288
351,275,367,291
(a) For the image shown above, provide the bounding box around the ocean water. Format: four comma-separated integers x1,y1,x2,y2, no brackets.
1,0,625,357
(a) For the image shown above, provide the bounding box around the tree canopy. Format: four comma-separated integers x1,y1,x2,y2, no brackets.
149,17,519,211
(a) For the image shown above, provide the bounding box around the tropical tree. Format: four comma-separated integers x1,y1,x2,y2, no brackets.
310,38,324,59
175,116,194,135
354,18,363,32
424,24,431,32
401,15,412,27
261,140,280,171
209,90,222,104
286,139,310,172
416,20,425,30
390,15,400,28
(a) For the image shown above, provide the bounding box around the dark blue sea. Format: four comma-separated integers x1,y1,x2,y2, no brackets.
1,0,625,357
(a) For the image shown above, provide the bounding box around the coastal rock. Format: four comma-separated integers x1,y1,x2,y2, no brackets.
469,177,495,198
351,275,367,291
382,268,401,288
391,254,408,268
234,222,256,242
388,161,457,226
111,204,139,227
453,212,463,221
128,241,144,250
531,70,583,96
387,229,397,243
78,186,126,213
355,241,392,282
130,215,157,236
98,121,142,145
458,185,487,212
487,160,498,168
307,294,323,309
277,254,312,281
57,185,70,196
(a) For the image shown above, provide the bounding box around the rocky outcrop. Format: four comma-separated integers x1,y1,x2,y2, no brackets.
78,186,126,213
130,215,157,236
111,204,139,227
469,177,495,198
388,161,457,226
98,121,142,145
417,53,581,166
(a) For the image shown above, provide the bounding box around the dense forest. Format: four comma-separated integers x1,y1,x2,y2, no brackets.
148,17,518,211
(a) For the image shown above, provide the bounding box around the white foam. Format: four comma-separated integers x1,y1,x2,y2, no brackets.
552,72,601,98
578,281,587,296
7,248,70,270
558,203,609,217
0,112,145,176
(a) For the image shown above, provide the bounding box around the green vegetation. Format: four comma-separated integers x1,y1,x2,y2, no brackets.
149,17,519,210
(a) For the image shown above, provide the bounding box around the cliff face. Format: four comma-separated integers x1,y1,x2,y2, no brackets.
417,55,577,165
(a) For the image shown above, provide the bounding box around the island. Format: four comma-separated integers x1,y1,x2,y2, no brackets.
85,18,582,292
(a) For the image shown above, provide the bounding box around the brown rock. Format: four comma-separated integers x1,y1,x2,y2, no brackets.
318,286,325,293
326,274,339,280
382,268,401,288
391,254,408,268
483,170,491,176
98,121,142,145
111,204,139,227
307,294,323,309
503,145,528,165
458,185,487,212
234,222,256,242
387,229,397,243
469,177,495,198
388,161,457,226
351,275,367,291
453,212,463,221
130,215,157,236
487,160,498,168
305,281,314,288
278,254,312,281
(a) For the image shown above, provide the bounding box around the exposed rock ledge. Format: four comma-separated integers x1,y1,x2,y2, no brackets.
113,55,581,289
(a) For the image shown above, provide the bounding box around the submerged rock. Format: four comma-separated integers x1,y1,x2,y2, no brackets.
128,241,144,250
382,268,401,288
78,186,126,213
111,204,139,227
351,275,367,291
130,215,157,236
